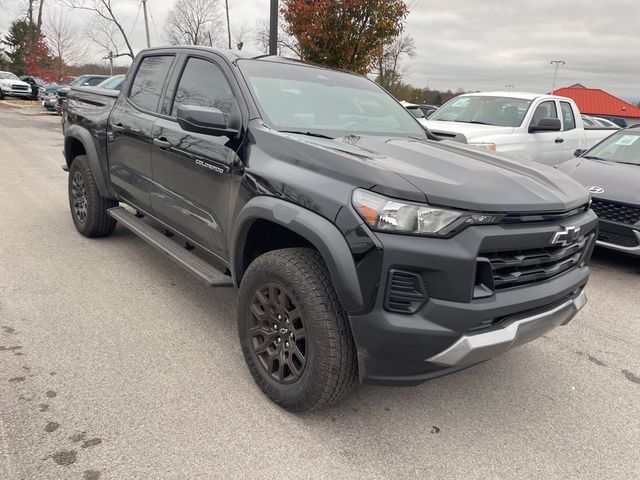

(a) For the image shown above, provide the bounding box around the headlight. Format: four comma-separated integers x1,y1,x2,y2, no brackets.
468,142,497,152
352,189,503,237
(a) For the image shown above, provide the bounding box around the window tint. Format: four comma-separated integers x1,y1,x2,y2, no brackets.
531,101,558,126
172,58,236,120
561,102,576,130
86,77,107,86
129,56,174,112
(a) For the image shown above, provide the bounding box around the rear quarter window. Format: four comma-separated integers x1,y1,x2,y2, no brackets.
561,102,576,131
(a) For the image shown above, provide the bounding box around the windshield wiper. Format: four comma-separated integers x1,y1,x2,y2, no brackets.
279,130,335,139
582,155,608,161
611,160,640,166
453,120,491,125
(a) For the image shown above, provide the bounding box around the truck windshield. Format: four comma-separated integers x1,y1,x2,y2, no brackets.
238,60,426,139
429,96,533,127
0,72,20,81
585,131,640,166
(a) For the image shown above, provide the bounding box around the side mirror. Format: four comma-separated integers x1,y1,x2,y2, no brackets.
574,148,586,157
529,117,562,133
177,105,239,137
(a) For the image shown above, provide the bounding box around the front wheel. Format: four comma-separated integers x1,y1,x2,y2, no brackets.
238,248,357,412
68,155,118,237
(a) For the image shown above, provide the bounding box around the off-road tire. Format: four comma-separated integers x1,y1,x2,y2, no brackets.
238,248,358,412
68,155,118,238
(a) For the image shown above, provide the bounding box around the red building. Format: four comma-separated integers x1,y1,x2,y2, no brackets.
552,84,640,126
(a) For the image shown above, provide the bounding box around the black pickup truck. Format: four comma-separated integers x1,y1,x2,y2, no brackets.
63,47,596,411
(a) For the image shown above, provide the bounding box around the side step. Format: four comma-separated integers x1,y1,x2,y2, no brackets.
108,207,234,287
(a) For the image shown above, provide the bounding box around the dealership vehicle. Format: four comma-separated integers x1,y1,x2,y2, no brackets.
96,74,126,91
559,126,640,255
421,92,614,165
400,100,426,119
63,47,596,411
419,104,438,118
20,75,45,99
0,71,32,100
55,74,109,114
582,115,620,130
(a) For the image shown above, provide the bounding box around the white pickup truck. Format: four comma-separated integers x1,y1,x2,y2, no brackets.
420,92,615,165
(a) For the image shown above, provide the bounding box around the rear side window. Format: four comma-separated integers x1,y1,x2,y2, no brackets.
561,102,576,131
129,56,174,112
86,77,106,86
171,57,237,120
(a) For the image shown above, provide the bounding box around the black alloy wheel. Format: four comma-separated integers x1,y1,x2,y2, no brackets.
71,170,88,224
248,283,307,384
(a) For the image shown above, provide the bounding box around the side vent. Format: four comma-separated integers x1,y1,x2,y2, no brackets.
384,270,428,314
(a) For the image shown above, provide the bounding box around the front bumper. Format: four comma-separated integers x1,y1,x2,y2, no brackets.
428,290,586,367
349,210,597,385
596,220,640,256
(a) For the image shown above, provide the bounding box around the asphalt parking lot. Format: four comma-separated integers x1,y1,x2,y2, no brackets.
0,105,639,480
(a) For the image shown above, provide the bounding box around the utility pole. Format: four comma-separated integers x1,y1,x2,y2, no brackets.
225,0,231,49
102,51,114,75
550,60,566,94
269,0,278,55
142,0,151,48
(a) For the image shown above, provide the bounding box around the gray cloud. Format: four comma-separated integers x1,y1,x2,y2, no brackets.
1,0,638,100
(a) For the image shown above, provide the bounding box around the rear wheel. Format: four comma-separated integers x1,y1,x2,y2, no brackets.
238,248,357,412
68,155,118,237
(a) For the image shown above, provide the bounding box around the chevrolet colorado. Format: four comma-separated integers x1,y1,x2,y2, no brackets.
63,47,596,411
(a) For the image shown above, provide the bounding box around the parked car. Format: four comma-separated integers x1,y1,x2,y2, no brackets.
63,47,595,411
0,71,32,100
41,84,63,110
96,74,126,91
400,100,425,119
55,74,110,114
20,75,45,99
421,92,614,165
558,126,640,255
419,104,438,118
582,115,620,130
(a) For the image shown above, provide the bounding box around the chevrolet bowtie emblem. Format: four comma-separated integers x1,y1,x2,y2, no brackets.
550,226,581,246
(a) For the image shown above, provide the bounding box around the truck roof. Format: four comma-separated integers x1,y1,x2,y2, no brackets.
459,91,574,102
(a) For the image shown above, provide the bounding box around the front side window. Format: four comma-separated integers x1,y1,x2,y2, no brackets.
531,101,558,127
129,56,174,112
560,102,576,131
172,58,237,121
429,96,532,127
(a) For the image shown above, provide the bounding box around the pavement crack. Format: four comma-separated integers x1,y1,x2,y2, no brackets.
621,369,640,385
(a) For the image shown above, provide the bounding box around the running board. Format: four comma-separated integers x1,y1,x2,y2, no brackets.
108,207,234,287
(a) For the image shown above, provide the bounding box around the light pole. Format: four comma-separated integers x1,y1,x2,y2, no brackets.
269,0,278,55
141,0,151,48
550,60,566,94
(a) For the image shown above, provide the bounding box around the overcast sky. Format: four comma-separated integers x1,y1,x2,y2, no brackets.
1,0,639,101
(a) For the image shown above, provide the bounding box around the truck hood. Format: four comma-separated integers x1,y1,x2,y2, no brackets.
558,158,640,204
420,119,515,143
276,132,588,213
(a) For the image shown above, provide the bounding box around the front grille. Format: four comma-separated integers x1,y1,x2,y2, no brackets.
480,234,592,290
597,229,639,247
11,84,29,91
591,199,640,225
384,270,428,313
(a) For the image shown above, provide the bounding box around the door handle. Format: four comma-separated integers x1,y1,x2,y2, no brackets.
111,123,125,133
153,137,171,150
555,138,564,144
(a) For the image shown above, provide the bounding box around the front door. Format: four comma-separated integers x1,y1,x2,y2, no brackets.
150,56,241,259
559,101,582,159
526,100,564,165
107,54,175,213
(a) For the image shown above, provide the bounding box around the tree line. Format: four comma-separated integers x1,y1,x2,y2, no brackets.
0,0,458,104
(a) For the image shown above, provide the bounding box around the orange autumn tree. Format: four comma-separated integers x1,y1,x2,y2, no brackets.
280,0,409,74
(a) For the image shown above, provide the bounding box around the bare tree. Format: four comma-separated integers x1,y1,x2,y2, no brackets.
45,9,88,73
231,23,250,50
164,0,223,47
58,0,135,58
376,34,416,89
255,18,300,57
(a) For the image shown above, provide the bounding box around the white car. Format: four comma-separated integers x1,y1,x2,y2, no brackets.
421,92,614,165
0,71,32,100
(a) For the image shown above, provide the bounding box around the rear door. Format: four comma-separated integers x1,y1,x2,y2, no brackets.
560,101,582,159
107,54,175,212
150,54,242,259
526,100,564,165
